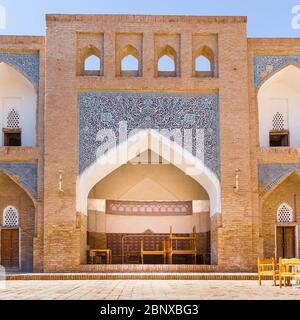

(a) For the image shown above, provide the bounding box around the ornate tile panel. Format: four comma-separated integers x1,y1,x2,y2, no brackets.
258,163,300,192
0,162,38,199
254,55,300,87
106,200,193,216
0,52,39,89
78,91,220,178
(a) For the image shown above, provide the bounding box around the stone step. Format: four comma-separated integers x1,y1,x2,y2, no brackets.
5,272,263,281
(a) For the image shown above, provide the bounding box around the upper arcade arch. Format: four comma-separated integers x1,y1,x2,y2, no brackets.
257,64,300,147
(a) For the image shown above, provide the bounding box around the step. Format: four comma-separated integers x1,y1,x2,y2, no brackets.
5,272,263,281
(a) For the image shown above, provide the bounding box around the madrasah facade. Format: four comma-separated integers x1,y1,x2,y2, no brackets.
0,14,299,272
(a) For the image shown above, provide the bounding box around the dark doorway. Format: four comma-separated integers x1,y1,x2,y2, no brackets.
1,228,19,269
276,226,296,258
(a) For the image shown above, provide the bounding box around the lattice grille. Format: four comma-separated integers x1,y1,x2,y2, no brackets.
3,206,19,227
272,112,284,130
6,109,20,128
277,203,293,223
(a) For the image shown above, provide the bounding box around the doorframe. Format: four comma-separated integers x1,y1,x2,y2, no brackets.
275,223,298,261
0,227,21,270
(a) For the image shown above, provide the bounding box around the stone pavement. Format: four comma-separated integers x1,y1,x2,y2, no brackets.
0,280,300,300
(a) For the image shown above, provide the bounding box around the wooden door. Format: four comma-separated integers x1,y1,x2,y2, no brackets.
284,227,295,258
276,226,295,259
276,226,283,258
1,229,19,269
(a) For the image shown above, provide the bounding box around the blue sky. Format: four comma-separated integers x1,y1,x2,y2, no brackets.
0,0,299,37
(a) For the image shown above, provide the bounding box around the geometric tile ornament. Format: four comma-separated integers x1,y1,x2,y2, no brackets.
258,163,300,192
78,91,220,179
254,55,300,88
0,52,39,89
0,162,38,199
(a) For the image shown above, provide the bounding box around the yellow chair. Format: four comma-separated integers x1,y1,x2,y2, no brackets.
167,226,197,264
141,239,167,264
279,258,300,288
257,257,277,286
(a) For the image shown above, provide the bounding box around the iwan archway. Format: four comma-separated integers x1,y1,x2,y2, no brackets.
258,64,300,147
77,130,221,266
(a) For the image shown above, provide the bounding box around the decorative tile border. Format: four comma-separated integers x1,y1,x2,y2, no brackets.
78,91,220,178
254,55,300,88
106,200,192,216
258,163,300,192
0,162,38,199
0,52,39,89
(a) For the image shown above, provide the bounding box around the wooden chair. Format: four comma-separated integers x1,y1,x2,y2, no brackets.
167,226,197,264
279,258,300,288
125,244,140,264
88,233,112,264
257,257,277,286
140,239,167,264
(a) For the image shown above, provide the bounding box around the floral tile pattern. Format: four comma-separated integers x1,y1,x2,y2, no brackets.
0,162,38,199
258,163,300,192
0,52,40,89
254,55,300,87
78,91,220,179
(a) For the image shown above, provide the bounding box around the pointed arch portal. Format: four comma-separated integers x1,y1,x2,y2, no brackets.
258,64,300,147
77,129,221,217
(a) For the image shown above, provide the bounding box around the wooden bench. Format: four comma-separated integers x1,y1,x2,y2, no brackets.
257,257,278,286
141,239,167,264
167,226,197,264
279,258,300,288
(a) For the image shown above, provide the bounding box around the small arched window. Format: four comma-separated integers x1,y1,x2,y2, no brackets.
80,44,102,76
119,45,140,77
269,111,289,147
7,108,20,128
195,55,211,72
121,54,139,72
84,55,101,72
157,45,177,77
4,108,22,146
3,206,19,227
158,55,175,72
194,46,214,77
277,203,293,223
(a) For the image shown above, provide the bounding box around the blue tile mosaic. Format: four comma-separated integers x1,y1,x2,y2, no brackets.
100,112,113,123
254,55,300,88
78,91,220,179
258,163,300,192
0,52,39,89
0,162,38,199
